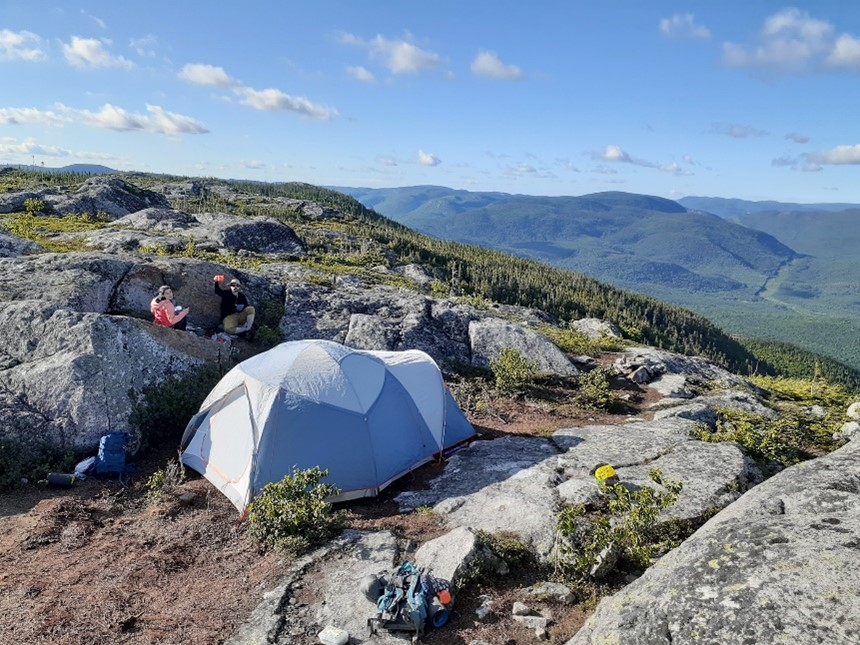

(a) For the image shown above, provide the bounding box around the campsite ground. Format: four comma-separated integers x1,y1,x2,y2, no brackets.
0,371,652,645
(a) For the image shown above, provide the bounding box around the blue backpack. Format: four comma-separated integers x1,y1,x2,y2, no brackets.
94,432,128,476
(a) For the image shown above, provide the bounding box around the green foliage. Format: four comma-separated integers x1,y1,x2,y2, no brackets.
23,198,46,214
554,469,683,581
490,347,538,394
145,458,186,503
254,325,282,348
740,337,860,391
129,365,224,450
574,367,619,411
538,324,624,355
456,530,536,591
0,439,24,493
246,466,345,555
0,437,84,493
693,405,842,471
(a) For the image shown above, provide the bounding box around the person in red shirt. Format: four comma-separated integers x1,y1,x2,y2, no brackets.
150,285,189,330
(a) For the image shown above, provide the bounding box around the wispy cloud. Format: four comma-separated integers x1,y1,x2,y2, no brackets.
179,63,239,87
0,107,69,127
179,63,338,120
0,138,72,157
805,144,860,165
772,155,822,172
722,8,860,73
82,10,107,30
417,149,441,166
62,36,133,69
236,87,338,119
376,156,397,166
785,132,810,144
339,31,442,74
712,123,769,138
241,160,265,170
659,14,711,40
347,65,375,82
590,145,690,175
471,50,522,79
73,103,208,134
130,35,158,58
0,29,47,62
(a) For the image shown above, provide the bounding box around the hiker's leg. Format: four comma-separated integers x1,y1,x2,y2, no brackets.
223,313,240,334
172,317,188,331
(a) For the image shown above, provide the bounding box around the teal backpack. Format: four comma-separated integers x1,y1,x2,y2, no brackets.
365,561,452,638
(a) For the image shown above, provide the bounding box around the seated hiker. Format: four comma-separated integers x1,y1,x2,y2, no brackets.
213,275,255,337
150,285,189,331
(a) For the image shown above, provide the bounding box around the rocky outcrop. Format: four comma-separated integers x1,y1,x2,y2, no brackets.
0,301,228,450
47,177,170,218
566,438,860,645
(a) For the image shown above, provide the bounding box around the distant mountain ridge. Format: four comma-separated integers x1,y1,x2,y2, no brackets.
336,185,860,370
1,164,115,175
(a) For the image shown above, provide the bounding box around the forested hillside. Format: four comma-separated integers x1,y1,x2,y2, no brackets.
4,168,858,389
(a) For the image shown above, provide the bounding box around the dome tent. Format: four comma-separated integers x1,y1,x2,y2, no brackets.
180,339,475,511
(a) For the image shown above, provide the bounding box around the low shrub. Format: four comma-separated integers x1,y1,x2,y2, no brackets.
145,458,186,504
490,347,538,394
693,406,841,472
130,364,224,450
574,366,619,411
554,469,683,582
538,324,625,355
246,466,345,556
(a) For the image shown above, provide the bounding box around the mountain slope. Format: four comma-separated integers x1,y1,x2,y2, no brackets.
338,185,860,371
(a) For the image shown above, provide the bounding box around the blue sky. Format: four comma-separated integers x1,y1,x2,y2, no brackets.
3,1,860,203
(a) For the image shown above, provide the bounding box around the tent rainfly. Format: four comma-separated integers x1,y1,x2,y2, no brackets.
180,339,475,511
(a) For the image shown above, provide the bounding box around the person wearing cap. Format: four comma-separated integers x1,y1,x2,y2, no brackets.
213,275,255,337
150,285,189,330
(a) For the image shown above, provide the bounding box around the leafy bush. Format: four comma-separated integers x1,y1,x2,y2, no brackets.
130,365,224,450
0,439,24,493
538,324,624,355
145,458,186,503
246,466,345,555
490,347,538,394
574,366,619,411
554,469,683,581
23,198,46,214
456,530,536,591
693,406,841,472
0,438,85,493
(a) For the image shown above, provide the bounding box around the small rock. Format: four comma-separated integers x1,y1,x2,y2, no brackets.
847,401,860,421
512,601,531,616
512,615,549,629
536,627,549,640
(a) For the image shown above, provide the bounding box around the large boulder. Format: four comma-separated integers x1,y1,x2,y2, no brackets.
0,301,226,451
45,176,170,218
469,318,579,376
0,230,41,256
566,439,860,645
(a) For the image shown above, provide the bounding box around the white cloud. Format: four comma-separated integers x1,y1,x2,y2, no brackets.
62,36,133,69
471,50,522,79
178,63,237,87
659,14,711,40
417,149,440,166
0,107,69,127
591,145,677,171
179,62,338,120
827,34,860,69
236,87,338,120
347,65,375,82
785,132,810,144
0,29,47,62
0,138,72,157
340,31,442,74
82,10,107,30
377,156,397,166
596,145,632,163
720,8,860,73
130,35,158,58
242,160,265,169
805,144,860,164
76,103,209,134
713,123,768,138
660,162,692,176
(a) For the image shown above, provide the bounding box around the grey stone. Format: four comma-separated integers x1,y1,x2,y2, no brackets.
565,439,860,645
569,318,622,339
469,317,578,376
